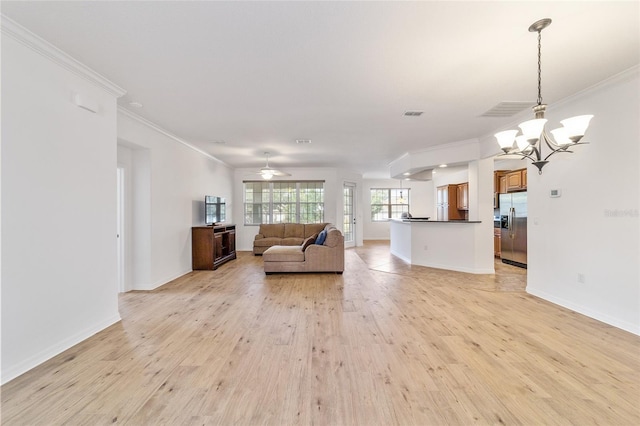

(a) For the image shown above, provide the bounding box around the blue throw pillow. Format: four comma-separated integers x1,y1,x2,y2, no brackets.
315,229,327,245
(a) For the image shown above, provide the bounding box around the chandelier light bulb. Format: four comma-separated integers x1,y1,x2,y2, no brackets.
515,135,530,151
560,115,594,140
518,118,547,143
494,130,518,151
550,127,572,146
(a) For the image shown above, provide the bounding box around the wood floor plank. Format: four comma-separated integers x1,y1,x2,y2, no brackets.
2,244,639,425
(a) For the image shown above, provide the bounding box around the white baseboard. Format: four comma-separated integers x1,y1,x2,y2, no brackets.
398,258,493,274
1,313,121,385
527,287,640,336
390,251,411,263
419,262,495,275
132,269,191,291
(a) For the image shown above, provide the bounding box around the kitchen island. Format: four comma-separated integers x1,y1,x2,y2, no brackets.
390,219,494,274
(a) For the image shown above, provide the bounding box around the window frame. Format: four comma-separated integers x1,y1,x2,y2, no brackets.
370,187,410,222
243,180,325,225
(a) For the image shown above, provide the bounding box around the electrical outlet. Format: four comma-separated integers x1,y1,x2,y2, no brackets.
577,273,585,284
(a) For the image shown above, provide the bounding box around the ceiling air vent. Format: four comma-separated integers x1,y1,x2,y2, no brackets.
404,111,424,117
480,101,533,117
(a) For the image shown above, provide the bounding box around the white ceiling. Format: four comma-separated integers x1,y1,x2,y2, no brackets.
3,1,638,177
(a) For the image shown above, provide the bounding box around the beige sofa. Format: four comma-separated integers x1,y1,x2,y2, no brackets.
263,224,344,274
253,222,327,255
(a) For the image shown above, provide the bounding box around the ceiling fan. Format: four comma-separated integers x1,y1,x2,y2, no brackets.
254,152,291,180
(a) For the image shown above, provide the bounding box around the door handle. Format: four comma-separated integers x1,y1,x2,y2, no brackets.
509,208,515,239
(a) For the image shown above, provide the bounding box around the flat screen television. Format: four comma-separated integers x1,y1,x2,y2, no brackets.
205,196,226,225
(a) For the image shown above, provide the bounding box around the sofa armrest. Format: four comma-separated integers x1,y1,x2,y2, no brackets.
254,234,265,240
303,243,344,272
304,243,331,256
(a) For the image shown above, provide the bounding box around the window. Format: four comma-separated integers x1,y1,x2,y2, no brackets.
298,181,325,224
272,182,297,223
370,188,410,221
244,181,324,225
244,182,270,225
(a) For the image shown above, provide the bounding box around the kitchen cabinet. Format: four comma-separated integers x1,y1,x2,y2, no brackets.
494,170,508,194
506,168,527,192
494,171,508,208
437,185,465,221
494,227,501,257
499,175,507,193
192,224,236,270
457,182,469,210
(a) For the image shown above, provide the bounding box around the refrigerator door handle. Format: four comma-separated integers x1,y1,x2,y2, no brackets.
509,207,515,239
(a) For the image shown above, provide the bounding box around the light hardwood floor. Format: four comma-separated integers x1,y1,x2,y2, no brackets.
2,241,639,425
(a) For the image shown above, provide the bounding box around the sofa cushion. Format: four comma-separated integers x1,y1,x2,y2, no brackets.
315,229,327,245
281,237,304,246
304,223,327,238
254,237,283,247
284,223,305,238
301,235,316,251
260,224,285,238
263,245,305,262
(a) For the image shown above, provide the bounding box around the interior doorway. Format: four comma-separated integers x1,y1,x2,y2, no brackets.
343,182,356,248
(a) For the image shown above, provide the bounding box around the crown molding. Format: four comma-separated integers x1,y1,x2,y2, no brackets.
118,107,230,167
548,65,639,112
1,14,126,97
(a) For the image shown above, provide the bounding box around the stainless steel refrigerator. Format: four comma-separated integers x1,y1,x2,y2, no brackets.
499,192,527,268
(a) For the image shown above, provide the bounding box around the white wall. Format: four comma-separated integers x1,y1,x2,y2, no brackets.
117,111,234,290
469,158,496,272
1,31,122,383
362,178,433,240
117,146,134,292
524,69,639,334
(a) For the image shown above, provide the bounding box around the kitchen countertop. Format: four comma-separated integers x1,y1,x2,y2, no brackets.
395,219,482,223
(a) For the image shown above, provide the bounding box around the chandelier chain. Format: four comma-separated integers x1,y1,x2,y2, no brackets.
537,30,543,106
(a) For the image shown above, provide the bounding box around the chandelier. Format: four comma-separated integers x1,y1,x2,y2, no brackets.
494,18,593,174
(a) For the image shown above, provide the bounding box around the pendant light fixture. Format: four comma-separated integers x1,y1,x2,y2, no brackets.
398,178,407,204
494,18,593,174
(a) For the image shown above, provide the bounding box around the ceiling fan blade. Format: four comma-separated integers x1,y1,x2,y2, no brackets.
260,166,290,176
254,153,291,178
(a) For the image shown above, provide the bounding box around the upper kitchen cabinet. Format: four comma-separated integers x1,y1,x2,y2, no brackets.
494,170,508,208
499,175,507,193
437,184,465,221
506,168,527,192
494,170,508,194
457,182,469,211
